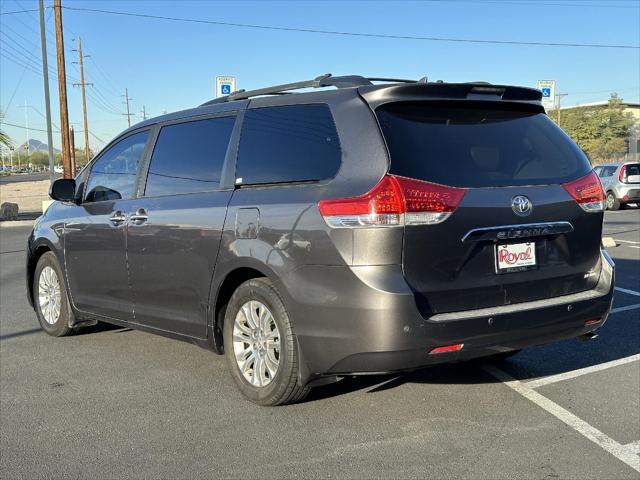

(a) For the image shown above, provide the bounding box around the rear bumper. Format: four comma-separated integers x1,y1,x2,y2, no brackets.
614,185,640,203
284,250,614,379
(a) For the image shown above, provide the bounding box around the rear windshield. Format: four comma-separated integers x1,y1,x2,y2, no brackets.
376,102,592,188
626,163,640,180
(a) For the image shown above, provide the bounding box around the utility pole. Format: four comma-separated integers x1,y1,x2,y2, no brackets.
39,0,56,182
123,88,134,127
53,0,72,179
69,126,77,177
25,99,30,156
141,105,147,121
72,37,92,163
556,93,568,127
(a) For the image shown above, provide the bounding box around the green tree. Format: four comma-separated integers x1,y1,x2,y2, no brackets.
548,93,634,163
0,114,12,149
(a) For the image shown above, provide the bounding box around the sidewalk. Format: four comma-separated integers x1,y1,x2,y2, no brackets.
0,179,49,218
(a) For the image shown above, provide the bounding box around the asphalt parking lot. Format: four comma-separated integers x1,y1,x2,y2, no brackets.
1,210,639,479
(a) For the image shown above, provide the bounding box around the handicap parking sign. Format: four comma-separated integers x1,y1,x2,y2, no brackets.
541,87,551,98
216,76,237,98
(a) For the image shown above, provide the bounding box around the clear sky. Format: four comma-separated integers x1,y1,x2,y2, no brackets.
1,0,639,152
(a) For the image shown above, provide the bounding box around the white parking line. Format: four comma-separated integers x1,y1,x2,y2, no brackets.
525,354,640,389
615,287,640,297
611,304,640,314
629,246,640,249
483,364,640,473
625,441,640,455
615,239,640,245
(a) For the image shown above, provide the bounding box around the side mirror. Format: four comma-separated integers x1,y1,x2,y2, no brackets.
50,178,76,202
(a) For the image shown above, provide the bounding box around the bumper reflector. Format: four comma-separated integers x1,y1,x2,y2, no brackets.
429,343,464,354
584,318,601,326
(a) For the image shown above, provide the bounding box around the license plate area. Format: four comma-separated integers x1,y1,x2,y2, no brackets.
495,242,537,274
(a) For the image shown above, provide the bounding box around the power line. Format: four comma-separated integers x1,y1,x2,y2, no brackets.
1,6,54,117
0,50,42,76
1,121,57,133
418,0,640,8
60,6,640,49
0,9,38,16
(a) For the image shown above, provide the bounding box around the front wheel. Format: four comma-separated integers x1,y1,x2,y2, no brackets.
33,252,74,337
223,278,310,406
606,192,621,211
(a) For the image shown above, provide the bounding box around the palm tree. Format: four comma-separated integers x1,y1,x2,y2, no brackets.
0,114,13,149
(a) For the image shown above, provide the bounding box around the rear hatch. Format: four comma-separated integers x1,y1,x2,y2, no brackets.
622,163,640,184
375,100,604,314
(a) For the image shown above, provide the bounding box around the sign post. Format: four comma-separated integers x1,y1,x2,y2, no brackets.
216,76,237,98
536,80,556,112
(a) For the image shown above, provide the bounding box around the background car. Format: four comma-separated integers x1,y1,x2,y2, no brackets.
594,162,640,210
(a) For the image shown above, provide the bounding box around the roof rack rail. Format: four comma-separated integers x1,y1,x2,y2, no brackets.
200,73,375,106
367,77,416,83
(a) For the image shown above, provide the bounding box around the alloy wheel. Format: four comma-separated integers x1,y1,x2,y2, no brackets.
38,266,62,325
232,300,280,387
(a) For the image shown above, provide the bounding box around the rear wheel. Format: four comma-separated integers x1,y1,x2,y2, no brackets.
223,278,310,406
33,252,74,337
606,192,621,210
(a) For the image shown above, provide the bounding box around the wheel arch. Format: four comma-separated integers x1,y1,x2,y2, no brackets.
26,240,59,308
209,264,273,353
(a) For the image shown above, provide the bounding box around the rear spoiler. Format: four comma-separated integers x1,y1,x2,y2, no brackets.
358,82,544,109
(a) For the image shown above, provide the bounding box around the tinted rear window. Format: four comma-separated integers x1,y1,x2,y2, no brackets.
236,104,341,185
144,116,235,197
377,102,591,188
626,163,640,178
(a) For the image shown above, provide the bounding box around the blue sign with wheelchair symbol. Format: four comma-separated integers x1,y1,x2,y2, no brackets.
541,87,551,98
221,84,232,95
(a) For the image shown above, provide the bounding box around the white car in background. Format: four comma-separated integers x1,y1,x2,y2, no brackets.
53,165,63,174
594,162,640,210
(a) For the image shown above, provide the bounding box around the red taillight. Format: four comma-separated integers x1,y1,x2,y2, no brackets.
318,175,467,228
584,318,601,326
618,165,627,183
429,343,464,354
561,171,605,213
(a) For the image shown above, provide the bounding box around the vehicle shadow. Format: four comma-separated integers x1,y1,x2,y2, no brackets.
75,322,131,335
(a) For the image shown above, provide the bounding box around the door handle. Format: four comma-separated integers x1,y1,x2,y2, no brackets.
109,211,127,225
129,208,148,225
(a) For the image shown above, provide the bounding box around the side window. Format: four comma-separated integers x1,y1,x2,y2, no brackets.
593,167,602,177
144,116,235,197
84,131,149,202
236,104,341,185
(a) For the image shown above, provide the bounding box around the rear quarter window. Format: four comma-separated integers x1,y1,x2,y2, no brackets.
236,104,341,185
377,102,592,188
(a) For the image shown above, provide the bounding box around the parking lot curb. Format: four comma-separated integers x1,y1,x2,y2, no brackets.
0,219,36,228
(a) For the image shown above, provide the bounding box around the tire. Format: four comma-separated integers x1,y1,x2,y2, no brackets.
606,192,621,211
223,278,310,406
33,252,74,337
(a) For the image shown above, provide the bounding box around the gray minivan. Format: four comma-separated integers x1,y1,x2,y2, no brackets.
28,75,614,405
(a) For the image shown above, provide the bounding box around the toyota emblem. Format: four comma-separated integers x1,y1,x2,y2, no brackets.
511,195,532,217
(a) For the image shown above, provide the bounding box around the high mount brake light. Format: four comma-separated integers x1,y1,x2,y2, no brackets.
561,171,605,213
318,175,467,228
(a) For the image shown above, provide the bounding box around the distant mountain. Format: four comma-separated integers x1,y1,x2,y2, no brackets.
16,139,60,154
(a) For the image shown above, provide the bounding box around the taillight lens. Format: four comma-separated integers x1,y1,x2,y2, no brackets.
318,175,467,228
618,165,627,183
561,171,605,212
